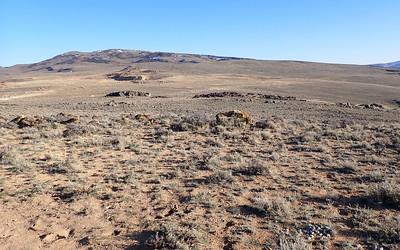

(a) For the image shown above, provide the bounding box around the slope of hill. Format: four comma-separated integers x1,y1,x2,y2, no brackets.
22,49,246,72
371,61,400,68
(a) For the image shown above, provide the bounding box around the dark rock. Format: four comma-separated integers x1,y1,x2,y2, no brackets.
57,68,73,73
358,103,384,110
301,223,334,239
193,92,245,98
105,91,151,98
52,186,78,203
193,91,297,101
78,236,90,246
227,205,267,217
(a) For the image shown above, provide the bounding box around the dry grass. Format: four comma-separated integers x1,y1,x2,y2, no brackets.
0,112,399,249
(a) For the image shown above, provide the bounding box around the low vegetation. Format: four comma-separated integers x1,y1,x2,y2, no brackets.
0,111,399,249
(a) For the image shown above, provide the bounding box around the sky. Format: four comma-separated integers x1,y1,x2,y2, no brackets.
0,0,399,66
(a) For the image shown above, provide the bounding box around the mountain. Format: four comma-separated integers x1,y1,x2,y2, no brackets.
371,61,400,69
22,49,248,72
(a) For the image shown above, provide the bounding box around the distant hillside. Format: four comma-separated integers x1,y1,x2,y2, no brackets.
371,61,400,69
23,49,248,72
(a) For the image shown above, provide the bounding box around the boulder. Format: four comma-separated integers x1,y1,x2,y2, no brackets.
9,116,43,128
216,110,252,127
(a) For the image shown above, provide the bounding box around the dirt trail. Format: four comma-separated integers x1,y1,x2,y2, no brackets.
0,90,53,101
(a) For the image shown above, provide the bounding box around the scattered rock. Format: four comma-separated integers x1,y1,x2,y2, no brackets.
134,114,152,121
301,223,334,240
52,186,78,203
336,102,355,108
393,100,400,107
358,103,384,110
258,94,296,101
337,102,385,110
105,91,151,98
105,100,128,107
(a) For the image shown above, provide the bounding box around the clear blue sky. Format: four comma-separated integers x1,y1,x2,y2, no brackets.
0,0,399,66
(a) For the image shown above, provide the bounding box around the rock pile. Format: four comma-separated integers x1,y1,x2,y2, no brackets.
301,223,334,240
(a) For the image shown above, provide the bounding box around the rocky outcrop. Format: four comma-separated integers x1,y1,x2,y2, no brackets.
57,68,73,73
107,66,163,82
193,91,297,101
358,103,384,110
105,91,151,98
337,102,385,110
194,92,245,98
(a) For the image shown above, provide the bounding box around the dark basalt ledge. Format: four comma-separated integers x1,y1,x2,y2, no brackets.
193,91,297,101
105,91,151,98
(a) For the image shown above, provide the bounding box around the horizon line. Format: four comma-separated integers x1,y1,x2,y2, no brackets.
0,48,397,68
